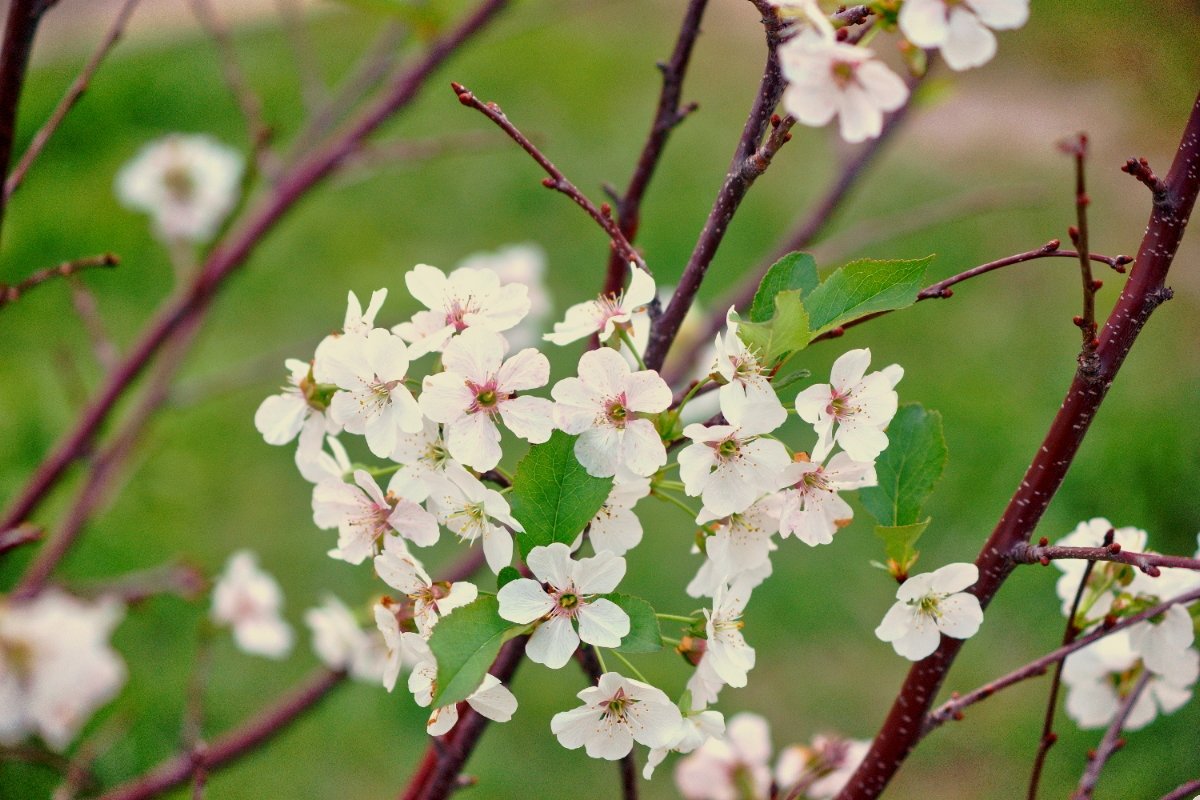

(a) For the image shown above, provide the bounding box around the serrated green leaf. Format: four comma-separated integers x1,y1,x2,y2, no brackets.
599,593,662,653
771,368,811,396
736,289,812,364
509,431,614,559
804,255,933,336
874,520,930,572
496,566,521,590
859,404,948,527
749,252,819,323
429,594,526,707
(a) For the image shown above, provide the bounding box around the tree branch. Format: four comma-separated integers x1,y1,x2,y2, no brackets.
1071,671,1150,799
1158,778,1200,800
1060,133,1100,374
837,91,1200,800
0,252,118,309
0,522,40,554
1012,541,1200,576
0,0,52,247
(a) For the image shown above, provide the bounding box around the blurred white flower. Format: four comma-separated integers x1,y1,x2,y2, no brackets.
874,562,983,660
304,595,388,683
899,0,1029,71
458,243,552,349
115,133,243,243
775,734,870,800
674,712,773,800
1052,518,1148,620
211,550,293,659
551,672,682,760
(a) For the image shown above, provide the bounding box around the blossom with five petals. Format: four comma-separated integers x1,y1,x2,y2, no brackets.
551,672,683,760
312,469,438,564
874,562,983,660
794,348,901,463
899,0,1029,71
545,266,654,346
394,263,530,356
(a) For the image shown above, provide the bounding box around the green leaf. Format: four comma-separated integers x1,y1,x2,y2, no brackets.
599,593,662,654
874,520,930,574
509,431,614,559
735,289,812,364
859,404,948,527
749,252,819,323
496,567,521,590
803,255,933,336
770,368,811,396
428,594,526,707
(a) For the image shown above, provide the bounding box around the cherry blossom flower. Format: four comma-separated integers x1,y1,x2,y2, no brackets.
374,600,433,692
312,470,438,565
0,591,126,751
552,346,672,478
875,562,983,661
1053,518,1148,619
295,434,352,485
211,550,293,659
409,661,518,737
394,263,530,356
674,712,773,800
255,358,334,447
387,419,459,497
778,453,877,546
714,308,787,430
115,133,243,243
775,734,870,800
1129,604,1196,677
704,578,757,688
424,464,522,573
420,330,554,471
374,536,478,634
644,707,726,780
779,34,909,144
794,348,900,463
678,393,791,517
700,494,782,578
304,595,387,683
685,649,728,709
458,243,552,350
899,0,1029,71
545,265,654,346
687,552,773,600
497,543,630,668
551,672,683,760
587,476,651,556
319,329,423,458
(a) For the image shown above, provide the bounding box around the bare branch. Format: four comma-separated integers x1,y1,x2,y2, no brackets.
1013,541,1200,575
1071,671,1150,799
68,276,120,370
1060,133,1100,374
0,253,118,310
0,0,53,247
0,522,41,554
1158,779,1200,800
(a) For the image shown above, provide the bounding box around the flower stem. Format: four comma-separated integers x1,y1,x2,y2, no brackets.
656,613,698,624
608,649,649,683
617,328,648,371
652,490,698,521
594,647,610,674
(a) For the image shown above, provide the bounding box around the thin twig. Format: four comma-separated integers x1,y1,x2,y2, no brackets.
68,560,209,606
1060,133,1100,374
451,82,647,272
0,522,41,553
68,276,120,369
1012,542,1200,576
1071,671,1151,799
602,0,709,295
273,0,327,115
1157,778,1200,800
0,0,53,248
922,585,1200,736
4,0,142,199
0,253,118,309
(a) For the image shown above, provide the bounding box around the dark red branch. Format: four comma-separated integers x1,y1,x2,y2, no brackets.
1158,779,1200,800
1121,156,1169,200
0,522,41,554
0,253,118,309
1060,133,1100,372
0,0,51,247
1071,671,1150,799
1012,542,1200,576
602,0,709,296
450,82,647,273
837,90,1200,800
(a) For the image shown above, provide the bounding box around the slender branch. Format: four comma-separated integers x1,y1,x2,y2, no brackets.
643,2,789,372
4,0,141,199
1012,542,1200,575
1061,133,1100,373
602,0,709,295
1071,671,1150,799
0,0,510,537
450,82,646,273
838,91,1200,800
69,276,120,369
1121,156,1169,201
576,646,639,800
0,0,52,248
273,0,327,115
1026,537,1101,800
92,668,345,800
0,253,118,309
923,585,1200,735
68,560,209,606
0,522,41,553
1158,779,1200,800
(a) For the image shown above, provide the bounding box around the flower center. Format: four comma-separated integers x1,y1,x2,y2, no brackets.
557,592,579,610
446,298,478,331
831,60,857,89
603,688,633,721
162,164,196,202
801,467,830,492
605,393,630,428
717,438,740,459
916,594,942,615
468,380,506,415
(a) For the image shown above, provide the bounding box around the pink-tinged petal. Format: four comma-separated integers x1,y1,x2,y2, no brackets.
936,593,984,639
619,420,667,477
526,614,579,669
967,0,1028,29
496,348,550,392
941,7,997,70
624,370,672,413
468,281,530,332
574,425,622,478
446,412,502,472
255,393,308,445
499,395,555,444
527,542,574,587
405,264,447,310
898,0,949,46
353,469,388,507
574,550,627,594
783,81,838,127
497,579,554,624
577,598,630,648
419,373,473,424
389,500,440,547
481,525,513,574
727,712,773,767
442,329,506,380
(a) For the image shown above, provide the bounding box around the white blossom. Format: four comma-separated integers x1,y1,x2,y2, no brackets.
304,595,387,683
458,243,552,350
779,34,909,144
775,734,869,800
674,712,773,800
374,535,478,634
312,469,438,565
899,0,1029,71
0,591,126,752
374,601,432,692
255,358,333,448
552,346,672,478
295,433,352,485
420,330,553,471
551,672,683,760
1053,518,1148,620
497,543,630,669
424,464,522,574
1128,604,1197,678
687,552,773,600
387,419,459,497
704,578,757,688
394,263,530,356
794,348,900,463
778,453,877,546
874,562,983,661
115,133,243,243
545,266,654,346
700,494,781,578
587,475,651,556
714,307,787,431
644,707,726,780
211,550,293,659
685,650,728,709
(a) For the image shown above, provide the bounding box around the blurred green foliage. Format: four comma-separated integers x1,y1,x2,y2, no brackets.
1,1,1198,798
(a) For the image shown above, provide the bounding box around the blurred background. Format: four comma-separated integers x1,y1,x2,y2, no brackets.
1,0,1198,797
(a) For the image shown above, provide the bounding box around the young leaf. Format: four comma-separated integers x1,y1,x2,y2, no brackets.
874,520,930,578
735,289,812,364
428,594,526,707
509,431,614,559
859,404,948,527
496,566,521,590
749,252,819,322
599,593,663,654
804,255,933,336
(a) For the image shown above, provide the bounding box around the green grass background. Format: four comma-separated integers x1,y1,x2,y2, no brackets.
1,0,1198,797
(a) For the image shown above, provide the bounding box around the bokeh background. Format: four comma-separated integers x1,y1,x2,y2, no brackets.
1,0,1199,797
